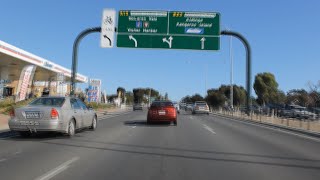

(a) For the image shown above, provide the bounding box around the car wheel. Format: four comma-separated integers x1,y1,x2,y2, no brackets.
207,112,209,115
90,116,97,130
19,131,31,138
67,120,76,137
173,121,177,126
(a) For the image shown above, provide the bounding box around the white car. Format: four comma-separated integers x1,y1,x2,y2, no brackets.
192,101,210,115
172,101,180,114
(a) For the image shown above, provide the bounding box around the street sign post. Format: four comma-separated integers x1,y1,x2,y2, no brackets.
117,10,220,50
101,9,116,48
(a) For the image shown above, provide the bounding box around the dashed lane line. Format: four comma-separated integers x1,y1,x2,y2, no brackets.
34,157,79,180
202,124,217,134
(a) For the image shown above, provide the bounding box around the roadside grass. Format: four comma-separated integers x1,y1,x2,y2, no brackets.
0,97,36,115
85,102,115,111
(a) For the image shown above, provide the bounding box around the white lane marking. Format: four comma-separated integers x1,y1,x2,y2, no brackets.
132,126,137,129
190,116,194,120
35,157,79,180
203,124,216,134
215,115,320,143
0,158,7,162
98,111,132,121
13,151,21,155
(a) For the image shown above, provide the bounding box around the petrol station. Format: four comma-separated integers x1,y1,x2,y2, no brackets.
0,40,88,101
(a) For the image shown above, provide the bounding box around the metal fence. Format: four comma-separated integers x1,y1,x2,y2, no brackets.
212,108,320,133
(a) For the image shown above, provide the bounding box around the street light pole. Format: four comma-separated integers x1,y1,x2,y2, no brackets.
229,34,234,109
70,27,101,95
221,30,252,115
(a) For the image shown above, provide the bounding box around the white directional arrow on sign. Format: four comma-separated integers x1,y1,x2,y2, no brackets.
129,35,138,47
162,36,173,48
200,37,206,50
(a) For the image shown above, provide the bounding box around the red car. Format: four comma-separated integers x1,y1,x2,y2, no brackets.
147,101,177,125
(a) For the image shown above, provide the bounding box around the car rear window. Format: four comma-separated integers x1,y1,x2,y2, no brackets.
29,97,65,107
151,101,174,107
196,103,207,106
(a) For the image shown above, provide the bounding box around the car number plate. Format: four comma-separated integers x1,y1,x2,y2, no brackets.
20,121,40,126
158,110,166,115
25,112,41,119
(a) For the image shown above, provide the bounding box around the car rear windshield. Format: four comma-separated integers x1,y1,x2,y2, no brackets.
29,98,65,107
196,103,207,106
151,101,174,107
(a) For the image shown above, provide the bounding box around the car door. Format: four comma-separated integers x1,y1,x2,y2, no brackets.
76,99,91,127
70,98,84,129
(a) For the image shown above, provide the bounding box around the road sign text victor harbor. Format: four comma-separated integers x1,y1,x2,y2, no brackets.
117,10,220,51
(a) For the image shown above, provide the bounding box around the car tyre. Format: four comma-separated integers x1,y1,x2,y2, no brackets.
173,120,177,126
90,116,97,130
67,120,76,137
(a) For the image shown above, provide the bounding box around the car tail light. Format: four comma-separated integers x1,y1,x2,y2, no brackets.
205,105,209,110
9,109,15,118
195,106,199,110
51,108,59,119
167,108,176,115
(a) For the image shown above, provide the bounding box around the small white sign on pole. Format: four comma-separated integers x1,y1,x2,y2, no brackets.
101,9,116,48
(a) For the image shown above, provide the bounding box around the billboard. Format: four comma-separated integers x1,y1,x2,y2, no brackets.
87,79,101,102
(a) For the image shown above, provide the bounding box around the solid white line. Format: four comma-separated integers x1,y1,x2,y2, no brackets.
0,158,7,162
215,115,320,143
132,126,137,129
35,157,79,180
203,124,216,134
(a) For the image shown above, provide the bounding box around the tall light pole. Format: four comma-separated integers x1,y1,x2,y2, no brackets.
205,62,208,96
229,34,234,109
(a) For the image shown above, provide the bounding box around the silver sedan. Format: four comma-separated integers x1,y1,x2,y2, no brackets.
8,96,97,137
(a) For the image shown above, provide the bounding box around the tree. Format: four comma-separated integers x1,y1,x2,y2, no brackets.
181,96,192,103
286,89,311,107
125,91,133,105
253,72,279,105
164,93,168,100
205,89,226,108
117,87,126,103
190,94,204,102
307,81,320,108
217,85,246,106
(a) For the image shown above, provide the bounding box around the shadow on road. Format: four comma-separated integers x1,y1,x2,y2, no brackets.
123,120,172,127
40,140,320,171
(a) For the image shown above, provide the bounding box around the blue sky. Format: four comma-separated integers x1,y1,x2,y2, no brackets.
1,0,319,101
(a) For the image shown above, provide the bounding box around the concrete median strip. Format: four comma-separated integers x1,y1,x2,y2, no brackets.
35,157,79,180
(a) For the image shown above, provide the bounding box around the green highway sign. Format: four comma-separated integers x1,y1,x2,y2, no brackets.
117,10,168,34
168,11,220,36
117,34,219,50
117,10,220,51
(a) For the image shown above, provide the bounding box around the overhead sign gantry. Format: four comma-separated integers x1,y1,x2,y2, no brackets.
71,8,251,115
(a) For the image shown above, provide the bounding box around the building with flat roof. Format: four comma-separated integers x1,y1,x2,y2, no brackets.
0,40,87,101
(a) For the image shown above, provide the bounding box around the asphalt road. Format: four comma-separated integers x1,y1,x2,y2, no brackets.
0,109,320,180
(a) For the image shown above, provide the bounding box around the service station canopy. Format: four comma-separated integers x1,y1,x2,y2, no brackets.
116,10,220,51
